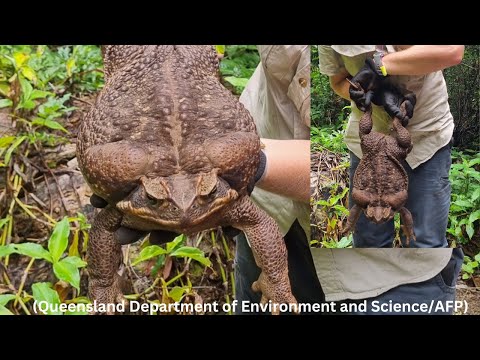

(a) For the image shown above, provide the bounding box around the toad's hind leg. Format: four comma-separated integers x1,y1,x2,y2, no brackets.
399,207,416,247
392,117,412,153
359,107,373,137
226,196,297,314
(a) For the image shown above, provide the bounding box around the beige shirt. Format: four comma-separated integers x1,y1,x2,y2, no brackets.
318,45,454,169
240,45,310,237
312,248,452,301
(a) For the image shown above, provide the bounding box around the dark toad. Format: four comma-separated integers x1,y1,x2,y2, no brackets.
77,45,296,313
343,89,417,246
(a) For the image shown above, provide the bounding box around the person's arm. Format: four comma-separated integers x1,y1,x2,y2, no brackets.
255,139,310,203
382,46,464,75
329,68,351,100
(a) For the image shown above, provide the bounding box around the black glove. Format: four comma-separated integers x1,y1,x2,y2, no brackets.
374,83,417,126
247,149,267,195
89,194,174,245
90,194,108,208
349,58,385,111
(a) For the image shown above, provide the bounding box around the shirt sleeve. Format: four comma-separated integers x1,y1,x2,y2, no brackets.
317,45,345,76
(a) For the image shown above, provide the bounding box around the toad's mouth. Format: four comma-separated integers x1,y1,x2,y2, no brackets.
364,205,394,224
116,189,239,231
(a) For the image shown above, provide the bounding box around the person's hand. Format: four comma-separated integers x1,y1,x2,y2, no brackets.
374,84,417,126
349,58,384,111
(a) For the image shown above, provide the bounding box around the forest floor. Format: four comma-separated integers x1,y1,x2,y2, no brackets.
311,150,480,315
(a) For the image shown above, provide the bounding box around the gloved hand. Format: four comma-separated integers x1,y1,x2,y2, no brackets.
374,83,417,126
349,58,385,111
89,194,175,245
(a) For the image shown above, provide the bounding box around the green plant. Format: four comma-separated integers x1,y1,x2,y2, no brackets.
447,150,480,245
462,253,480,280
0,217,86,290
219,45,259,94
124,233,214,309
311,46,349,128
0,216,89,315
133,234,211,267
311,106,350,153
313,183,352,248
317,234,353,248
0,45,103,95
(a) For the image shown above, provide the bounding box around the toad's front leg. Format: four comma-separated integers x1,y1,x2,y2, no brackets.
87,205,126,314
342,204,362,236
226,196,297,314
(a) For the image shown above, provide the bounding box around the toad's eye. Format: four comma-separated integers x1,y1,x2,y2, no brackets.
146,193,158,206
209,185,217,195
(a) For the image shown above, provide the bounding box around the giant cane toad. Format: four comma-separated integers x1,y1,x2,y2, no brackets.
343,91,417,246
77,46,297,313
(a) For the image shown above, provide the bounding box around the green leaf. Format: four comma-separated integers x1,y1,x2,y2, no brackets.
13,52,28,68
53,259,80,290
337,235,353,248
31,282,62,315
215,45,225,55
14,243,52,262
0,244,15,257
0,305,13,315
462,263,473,273
132,245,167,266
18,75,33,102
22,100,36,110
466,224,474,239
333,204,349,215
0,98,12,108
21,66,37,82
462,273,470,280
224,76,249,88
48,216,70,263
475,253,480,262
472,188,480,202
66,58,76,77
469,210,480,224
453,199,473,208
32,118,68,133
61,256,87,268
4,135,26,166
169,286,188,302
29,89,51,100
170,246,211,267
166,234,185,253
0,136,15,148
0,217,9,230
468,158,480,167
0,82,10,97
0,294,16,306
